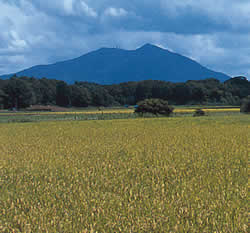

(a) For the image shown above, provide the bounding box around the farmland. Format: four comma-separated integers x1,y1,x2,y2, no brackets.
0,107,242,123
0,114,249,232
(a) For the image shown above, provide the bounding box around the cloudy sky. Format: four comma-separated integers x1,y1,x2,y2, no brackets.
0,0,249,78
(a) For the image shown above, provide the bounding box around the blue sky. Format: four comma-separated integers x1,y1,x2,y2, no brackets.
0,0,249,78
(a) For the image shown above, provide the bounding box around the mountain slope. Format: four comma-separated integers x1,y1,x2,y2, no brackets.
0,44,230,84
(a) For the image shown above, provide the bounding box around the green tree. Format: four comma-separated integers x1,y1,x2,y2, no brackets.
135,80,153,101
190,87,206,103
0,89,6,109
70,85,91,107
117,81,137,105
78,82,117,106
56,81,71,107
151,81,173,101
39,78,57,105
172,84,191,104
3,77,36,109
240,96,250,113
135,98,174,116
224,76,250,100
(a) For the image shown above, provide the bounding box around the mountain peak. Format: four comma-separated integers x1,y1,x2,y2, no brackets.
0,44,231,84
138,43,161,50
136,44,169,54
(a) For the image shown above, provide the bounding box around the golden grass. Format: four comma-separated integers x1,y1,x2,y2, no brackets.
0,115,248,232
175,108,240,113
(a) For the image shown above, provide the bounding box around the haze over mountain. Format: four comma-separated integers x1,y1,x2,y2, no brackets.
1,44,230,84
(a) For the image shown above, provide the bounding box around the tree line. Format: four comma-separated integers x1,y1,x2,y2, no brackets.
0,75,249,109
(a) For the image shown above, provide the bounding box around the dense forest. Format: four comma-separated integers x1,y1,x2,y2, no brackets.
0,75,249,109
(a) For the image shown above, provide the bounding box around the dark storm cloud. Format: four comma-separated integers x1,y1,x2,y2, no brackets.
0,0,249,77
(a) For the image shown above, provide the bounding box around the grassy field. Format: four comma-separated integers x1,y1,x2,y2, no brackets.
0,107,242,123
0,114,248,232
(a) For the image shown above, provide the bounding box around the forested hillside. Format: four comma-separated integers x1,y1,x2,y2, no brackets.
0,76,249,109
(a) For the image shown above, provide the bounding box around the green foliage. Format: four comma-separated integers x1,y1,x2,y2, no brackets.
0,89,6,108
75,82,117,107
135,98,174,116
56,81,71,107
69,85,91,107
224,77,250,103
240,96,250,113
0,76,249,109
3,77,36,109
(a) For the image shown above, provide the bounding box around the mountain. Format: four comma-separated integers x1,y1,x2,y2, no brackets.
0,44,230,84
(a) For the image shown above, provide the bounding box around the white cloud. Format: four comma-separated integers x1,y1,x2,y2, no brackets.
160,0,250,28
79,1,98,17
30,0,98,17
104,7,128,17
63,0,74,14
0,0,249,78
0,1,65,73
0,2,29,56
61,0,98,17
9,30,28,50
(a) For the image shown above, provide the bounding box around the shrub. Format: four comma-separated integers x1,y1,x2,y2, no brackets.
240,96,250,113
135,98,174,116
193,108,205,117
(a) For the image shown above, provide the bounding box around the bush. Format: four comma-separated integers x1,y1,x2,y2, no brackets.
240,96,250,113
193,108,205,117
135,98,174,116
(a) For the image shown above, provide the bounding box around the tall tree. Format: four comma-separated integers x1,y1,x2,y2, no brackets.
56,81,71,107
3,77,36,109
0,89,6,109
70,85,91,107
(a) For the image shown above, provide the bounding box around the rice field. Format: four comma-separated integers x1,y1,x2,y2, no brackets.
0,115,249,232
